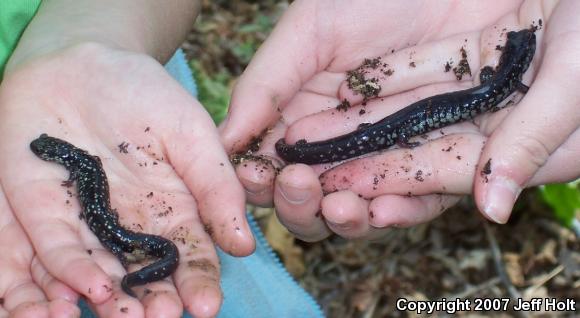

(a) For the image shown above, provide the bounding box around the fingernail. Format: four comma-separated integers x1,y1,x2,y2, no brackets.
192,286,222,318
277,182,311,204
243,180,268,196
326,220,354,231
484,176,521,224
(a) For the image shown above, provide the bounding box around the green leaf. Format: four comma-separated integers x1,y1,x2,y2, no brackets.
540,181,580,227
231,41,258,65
239,14,274,34
189,60,231,124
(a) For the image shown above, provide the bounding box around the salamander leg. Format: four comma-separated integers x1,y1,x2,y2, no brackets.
61,170,79,187
397,133,421,148
357,122,372,130
100,239,130,267
479,66,495,84
516,81,529,94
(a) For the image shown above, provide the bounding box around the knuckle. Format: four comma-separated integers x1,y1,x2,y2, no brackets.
514,134,552,169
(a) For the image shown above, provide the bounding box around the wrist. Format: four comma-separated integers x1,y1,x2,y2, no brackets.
6,32,129,75
6,0,200,73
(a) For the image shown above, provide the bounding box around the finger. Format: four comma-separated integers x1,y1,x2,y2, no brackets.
123,268,182,318
320,191,461,237
0,195,42,311
474,23,580,223
320,133,482,197
30,257,78,303
9,298,80,318
477,108,580,186
140,286,183,318
88,287,144,318
5,183,114,304
220,1,334,153
233,122,286,207
81,245,144,318
528,127,580,185
338,32,482,105
49,299,81,318
369,194,462,228
170,221,222,318
280,74,347,124
234,160,276,207
321,122,580,197
320,191,371,239
274,164,329,242
0,189,79,317
164,98,254,256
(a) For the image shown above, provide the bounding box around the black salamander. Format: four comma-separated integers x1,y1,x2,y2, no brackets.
30,134,179,297
276,29,536,164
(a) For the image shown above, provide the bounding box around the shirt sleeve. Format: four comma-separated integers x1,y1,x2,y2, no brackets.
0,0,41,81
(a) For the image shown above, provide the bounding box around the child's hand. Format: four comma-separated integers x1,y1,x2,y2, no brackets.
0,185,80,318
0,42,254,318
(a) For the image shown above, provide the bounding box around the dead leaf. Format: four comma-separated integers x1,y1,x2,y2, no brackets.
407,223,429,243
264,212,305,277
535,239,558,264
458,249,489,271
351,290,375,312
503,252,525,286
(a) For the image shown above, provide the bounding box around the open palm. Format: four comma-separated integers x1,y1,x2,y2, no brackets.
0,43,254,318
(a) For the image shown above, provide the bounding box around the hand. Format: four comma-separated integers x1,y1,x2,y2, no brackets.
220,0,534,240
0,185,80,318
287,0,580,226
0,43,254,318
471,0,580,223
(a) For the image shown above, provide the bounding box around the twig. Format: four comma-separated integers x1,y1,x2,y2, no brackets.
483,222,529,318
525,264,564,295
444,277,501,300
361,294,380,318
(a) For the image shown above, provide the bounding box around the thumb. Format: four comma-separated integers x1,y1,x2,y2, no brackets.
165,98,256,256
474,32,580,223
220,2,332,153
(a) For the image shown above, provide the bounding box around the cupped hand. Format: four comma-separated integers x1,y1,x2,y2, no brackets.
221,1,571,240
220,0,537,241
0,185,80,318
288,0,580,228
0,43,254,318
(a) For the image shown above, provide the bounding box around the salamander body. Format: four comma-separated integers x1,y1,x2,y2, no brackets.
30,134,179,297
276,29,536,164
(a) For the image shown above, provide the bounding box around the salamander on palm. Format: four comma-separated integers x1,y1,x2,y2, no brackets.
30,134,179,297
275,29,536,164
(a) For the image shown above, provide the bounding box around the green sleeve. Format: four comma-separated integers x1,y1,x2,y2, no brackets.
0,0,41,81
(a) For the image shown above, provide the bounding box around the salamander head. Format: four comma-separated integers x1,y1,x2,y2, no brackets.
505,28,536,63
506,29,535,45
497,28,536,85
30,133,78,164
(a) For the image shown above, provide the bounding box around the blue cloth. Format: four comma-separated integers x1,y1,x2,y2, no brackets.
164,49,198,98
212,215,323,318
79,50,324,318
